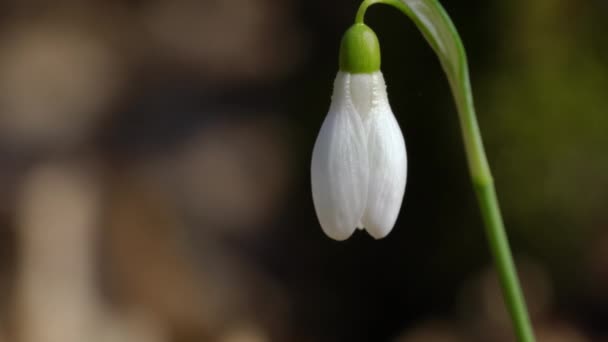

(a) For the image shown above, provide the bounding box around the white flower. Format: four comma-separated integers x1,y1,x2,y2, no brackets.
311,71,407,240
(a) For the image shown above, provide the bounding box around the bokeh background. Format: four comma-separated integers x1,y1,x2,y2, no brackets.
0,0,606,341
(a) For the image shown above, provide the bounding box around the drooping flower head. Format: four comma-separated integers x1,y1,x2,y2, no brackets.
311,24,407,240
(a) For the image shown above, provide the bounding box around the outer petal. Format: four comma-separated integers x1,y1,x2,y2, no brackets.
311,72,369,240
361,73,407,239
349,73,374,121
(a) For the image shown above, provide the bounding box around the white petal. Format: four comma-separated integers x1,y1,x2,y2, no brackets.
361,73,407,239
349,73,374,121
311,72,369,240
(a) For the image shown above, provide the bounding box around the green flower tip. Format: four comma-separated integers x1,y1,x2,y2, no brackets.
339,23,381,74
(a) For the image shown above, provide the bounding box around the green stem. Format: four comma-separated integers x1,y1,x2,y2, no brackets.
355,1,535,341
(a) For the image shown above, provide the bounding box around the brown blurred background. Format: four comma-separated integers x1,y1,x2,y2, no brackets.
0,0,607,341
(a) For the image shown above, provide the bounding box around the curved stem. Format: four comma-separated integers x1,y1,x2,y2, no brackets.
355,1,536,341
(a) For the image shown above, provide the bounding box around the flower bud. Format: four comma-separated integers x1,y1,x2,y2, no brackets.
311,71,407,240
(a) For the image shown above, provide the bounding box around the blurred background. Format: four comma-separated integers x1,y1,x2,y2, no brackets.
0,0,606,341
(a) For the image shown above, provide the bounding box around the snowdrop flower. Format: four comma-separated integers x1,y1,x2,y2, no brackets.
311,24,407,241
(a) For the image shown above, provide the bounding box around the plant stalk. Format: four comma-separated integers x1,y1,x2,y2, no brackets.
355,1,536,341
